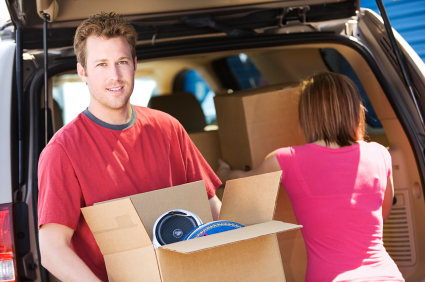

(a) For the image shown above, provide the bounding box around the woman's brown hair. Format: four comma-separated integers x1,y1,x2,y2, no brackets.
298,72,365,147
73,12,137,72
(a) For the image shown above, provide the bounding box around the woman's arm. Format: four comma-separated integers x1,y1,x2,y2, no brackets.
217,151,281,183
382,171,394,222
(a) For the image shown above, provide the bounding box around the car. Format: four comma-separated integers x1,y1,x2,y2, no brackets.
1,0,425,281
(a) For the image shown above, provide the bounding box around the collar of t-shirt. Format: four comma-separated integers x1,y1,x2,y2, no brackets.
83,105,137,130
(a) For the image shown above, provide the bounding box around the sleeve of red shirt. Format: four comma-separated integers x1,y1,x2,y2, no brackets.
176,122,222,199
37,141,84,230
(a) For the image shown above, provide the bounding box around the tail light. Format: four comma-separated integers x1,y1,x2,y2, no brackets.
0,204,16,282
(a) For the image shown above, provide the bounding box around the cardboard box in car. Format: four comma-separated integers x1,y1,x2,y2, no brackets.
81,171,301,282
214,84,305,171
189,130,222,171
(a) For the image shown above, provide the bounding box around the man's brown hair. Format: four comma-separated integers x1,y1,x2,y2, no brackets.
298,72,365,147
74,12,137,71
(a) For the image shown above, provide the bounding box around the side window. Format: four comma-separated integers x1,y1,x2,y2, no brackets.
226,53,268,90
52,73,157,130
52,74,90,126
174,69,217,126
131,78,158,107
320,48,383,128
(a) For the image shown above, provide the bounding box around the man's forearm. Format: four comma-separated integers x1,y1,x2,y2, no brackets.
39,223,102,282
42,242,101,282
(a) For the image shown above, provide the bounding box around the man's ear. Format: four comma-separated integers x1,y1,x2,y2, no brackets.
133,56,137,74
77,62,87,83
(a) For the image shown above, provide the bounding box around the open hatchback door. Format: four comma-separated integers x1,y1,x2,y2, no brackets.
1,0,425,281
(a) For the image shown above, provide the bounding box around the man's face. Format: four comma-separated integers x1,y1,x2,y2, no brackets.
77,36,137,112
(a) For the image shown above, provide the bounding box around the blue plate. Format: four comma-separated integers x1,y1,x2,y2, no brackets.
181,220,244,241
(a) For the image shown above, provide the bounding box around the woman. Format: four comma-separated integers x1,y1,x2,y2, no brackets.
217,72,404,282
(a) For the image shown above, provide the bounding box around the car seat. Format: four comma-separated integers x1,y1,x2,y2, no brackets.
147,92,207,133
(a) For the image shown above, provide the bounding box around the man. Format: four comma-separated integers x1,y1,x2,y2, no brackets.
38,12,222,282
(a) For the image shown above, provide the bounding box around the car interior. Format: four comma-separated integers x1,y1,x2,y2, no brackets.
42,42,425,281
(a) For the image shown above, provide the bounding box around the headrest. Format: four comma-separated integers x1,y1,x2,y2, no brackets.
148,92,207,133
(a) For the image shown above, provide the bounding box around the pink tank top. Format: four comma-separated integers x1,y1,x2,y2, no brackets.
275,141,404,282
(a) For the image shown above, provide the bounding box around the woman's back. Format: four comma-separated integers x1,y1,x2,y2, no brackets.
276,141,404,282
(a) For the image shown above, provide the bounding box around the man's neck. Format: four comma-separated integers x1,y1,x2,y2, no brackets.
87,103,132,125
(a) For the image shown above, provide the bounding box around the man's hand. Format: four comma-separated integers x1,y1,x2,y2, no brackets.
39,223,102,282
209,195,222,221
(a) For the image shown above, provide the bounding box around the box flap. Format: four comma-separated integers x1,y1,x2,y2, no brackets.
129,180,213,240
104,246,161,282
81,198,152,255
159,220,301,254
156,234,286,282
219,171,282,226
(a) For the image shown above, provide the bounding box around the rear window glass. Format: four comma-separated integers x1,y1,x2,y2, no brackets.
175,69,217,126
226,53,268,90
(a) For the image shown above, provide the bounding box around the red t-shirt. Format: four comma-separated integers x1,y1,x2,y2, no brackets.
38,105,221,281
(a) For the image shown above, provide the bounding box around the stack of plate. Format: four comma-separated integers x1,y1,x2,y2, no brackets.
181,220,245,241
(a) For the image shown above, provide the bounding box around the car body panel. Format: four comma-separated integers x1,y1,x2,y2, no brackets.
357,9,425,280
0,41,14,205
